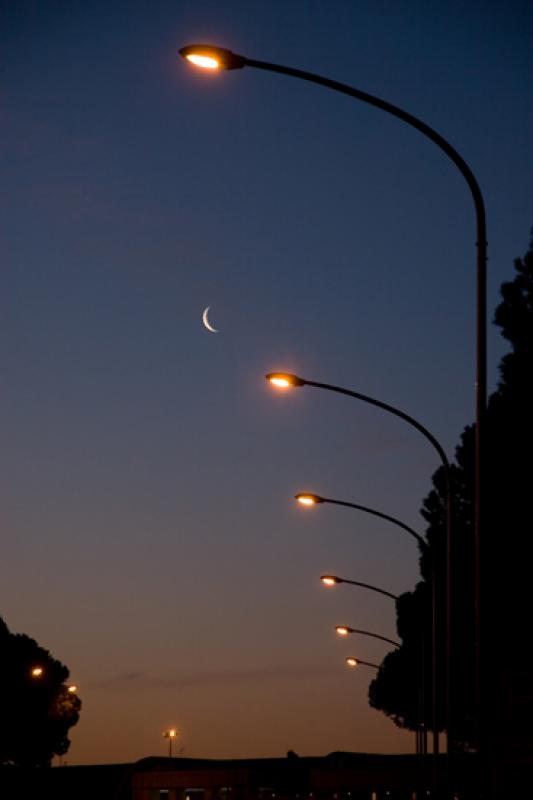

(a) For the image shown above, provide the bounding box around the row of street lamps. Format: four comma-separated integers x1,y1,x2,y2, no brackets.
179,42,488,795
322,572,430,758
321,577,399,680
268,374,441,761
293,413,432,765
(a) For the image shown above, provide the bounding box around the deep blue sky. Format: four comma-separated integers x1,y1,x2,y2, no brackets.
1,0,532,763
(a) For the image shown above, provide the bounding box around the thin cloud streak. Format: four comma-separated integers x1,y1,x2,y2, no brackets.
88,664,340,691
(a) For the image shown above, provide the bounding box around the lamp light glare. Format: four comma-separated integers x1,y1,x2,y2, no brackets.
265,372,305,389
321,576,338,586
336,626,350,637
179,44,245,71
346,658,358,668
270,377,291,389
185,54,220,70
295,493,323,506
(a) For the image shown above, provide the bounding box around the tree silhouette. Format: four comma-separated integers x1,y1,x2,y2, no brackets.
369,229,533,753
0,617,81,766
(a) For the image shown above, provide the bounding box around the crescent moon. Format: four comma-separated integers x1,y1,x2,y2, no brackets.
202,306,218,333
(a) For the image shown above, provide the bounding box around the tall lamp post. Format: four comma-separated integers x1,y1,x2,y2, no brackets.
179,45,486,753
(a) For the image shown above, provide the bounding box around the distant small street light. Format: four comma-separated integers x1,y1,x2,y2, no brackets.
163,728,178,757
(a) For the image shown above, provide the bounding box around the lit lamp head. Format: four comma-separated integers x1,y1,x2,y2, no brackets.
321,575,341,587
31,667,44,678
265,372,306,389
335,625,352,637
163,729,177,738
67,684,78,694
295,493,324,506
346,657,359,668
179,45,245,71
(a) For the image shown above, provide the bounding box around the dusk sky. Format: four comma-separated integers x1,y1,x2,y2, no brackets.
1,0,532,765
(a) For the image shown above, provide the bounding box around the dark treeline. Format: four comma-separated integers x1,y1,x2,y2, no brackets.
368,230,533,769
0,617,81,766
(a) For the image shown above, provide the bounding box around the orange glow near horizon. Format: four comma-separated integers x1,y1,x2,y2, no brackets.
185,54,220,70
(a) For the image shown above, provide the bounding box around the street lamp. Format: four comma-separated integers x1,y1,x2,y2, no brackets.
180,45,245,71
180,45,486,753
163,728,177,757
335,625,400,648
268,375,451,480
346,657,379,670
265,373,305,389
296,492,428,549
31,666,43,678
321,574,398,601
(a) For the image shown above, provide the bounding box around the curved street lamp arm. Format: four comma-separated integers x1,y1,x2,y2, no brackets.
338,578,398,601
323,496,427,550
243,59,488,383
243,57,485,233
181,43,484,751
303,379,451,478
344,627,400,648
348,658,380,670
